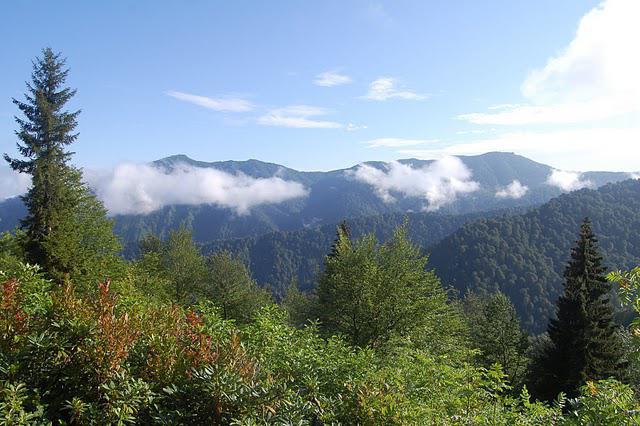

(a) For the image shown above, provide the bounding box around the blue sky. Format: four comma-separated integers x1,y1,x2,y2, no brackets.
1,0,638,174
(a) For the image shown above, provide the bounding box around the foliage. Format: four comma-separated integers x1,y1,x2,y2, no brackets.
203,251,272,323
3,48,122,287
529,219,625,401
430,180,640,332
138,227,207,303
280,279,316,327
464,292,529,390
317,223,464,350
564,379,640,425
609,266,640,392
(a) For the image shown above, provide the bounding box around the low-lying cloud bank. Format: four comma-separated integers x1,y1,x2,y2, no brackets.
86,163,308,215
350,156,480,211
546,169,593,192
496,180,528,199
0,165,30,200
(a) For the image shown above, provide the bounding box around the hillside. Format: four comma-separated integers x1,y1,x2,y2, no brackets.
199,179,640,333
201,209,515,295
429,179,640,332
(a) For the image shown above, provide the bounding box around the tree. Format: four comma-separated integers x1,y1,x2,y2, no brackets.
204,251,271,323
161,227,207,303
464,292,529,390
317,223,460,349
609,266,640,392
4,48,121,285
281,278,315,327
529,218,625,400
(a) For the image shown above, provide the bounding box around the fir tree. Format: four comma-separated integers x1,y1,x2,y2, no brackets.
530,218,625,400
5,48,121,284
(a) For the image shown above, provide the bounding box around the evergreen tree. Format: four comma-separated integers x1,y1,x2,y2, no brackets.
530,218,625,400
4,48,121,284
327,220,350,260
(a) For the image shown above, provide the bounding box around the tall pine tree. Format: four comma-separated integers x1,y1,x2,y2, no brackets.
529,218,624,400
5,48,121,285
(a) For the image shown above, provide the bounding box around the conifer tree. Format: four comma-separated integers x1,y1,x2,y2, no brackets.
529,218,625,400
5,48,121,284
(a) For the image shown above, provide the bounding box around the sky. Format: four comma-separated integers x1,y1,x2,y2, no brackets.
1,0,638,183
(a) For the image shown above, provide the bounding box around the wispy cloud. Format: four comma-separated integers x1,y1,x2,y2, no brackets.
495,180,528,199
363,138,436,148
166,90,254,112
86,163,308,215
349,157,479,211
397,127,640,172
363,77,427,101
546,169,593,192
0,165,30,200
258,105,342,129
458,0,640,126
314,71,352,87
346,123,368,132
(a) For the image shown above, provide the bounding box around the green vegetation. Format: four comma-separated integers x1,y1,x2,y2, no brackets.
4,47,121,288
430,180,640,332
528,219,625,400
316,223,465,350
464,292,529,391
1,48,640,424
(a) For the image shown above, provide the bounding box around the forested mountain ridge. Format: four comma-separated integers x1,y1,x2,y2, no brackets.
201,209,519,295
199,179,640,333
1,152,634,245
429,179,640,332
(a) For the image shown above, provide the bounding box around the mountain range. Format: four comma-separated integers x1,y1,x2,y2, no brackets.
205,179,640,332
1,151,639,332
1,152,634,248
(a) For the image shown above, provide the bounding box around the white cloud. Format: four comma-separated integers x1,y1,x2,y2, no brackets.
458,0,640,125
346,123,368,132
258,105,342,128
363,77,427,101
0,165,30,200
314,71,352,87
86,163,308,215
495,180,529,199
397,127,640,172
546,169,594,192
350,156,479,210
166,90,254,112
363,138,436,148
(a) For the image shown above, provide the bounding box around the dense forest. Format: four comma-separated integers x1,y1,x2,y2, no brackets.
201,209,517,295
199,181,640,332
1,48,639,424
429,180,640,332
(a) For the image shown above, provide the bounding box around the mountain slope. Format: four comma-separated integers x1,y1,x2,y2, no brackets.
201,209,516,295
204,179,640,333
429,179,640,332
